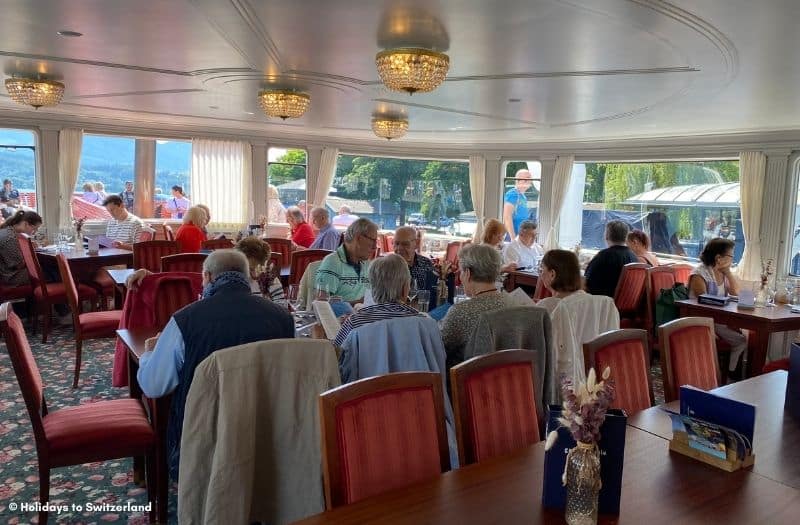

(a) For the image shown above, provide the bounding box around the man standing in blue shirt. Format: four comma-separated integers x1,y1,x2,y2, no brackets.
119,181,135,211
503,169,533,239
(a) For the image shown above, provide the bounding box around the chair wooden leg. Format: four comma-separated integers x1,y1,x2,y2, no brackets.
39,465,50,524
145,449,156,523
73,339,83,389
41,304,51,344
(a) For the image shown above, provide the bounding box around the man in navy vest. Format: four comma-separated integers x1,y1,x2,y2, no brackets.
136,249,294,479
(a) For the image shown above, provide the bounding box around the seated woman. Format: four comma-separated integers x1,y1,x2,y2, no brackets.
537,249,620,387
441,243,511,368
175,206,207,253
688,238,746,380
0,210,42,286
235,236,286,306
626,229,659,266
481,218,516,273
286,206,315,249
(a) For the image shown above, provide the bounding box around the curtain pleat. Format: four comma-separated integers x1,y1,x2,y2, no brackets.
543,155,575,251
58,128,83,230
191,139,251,230
469,155,486,243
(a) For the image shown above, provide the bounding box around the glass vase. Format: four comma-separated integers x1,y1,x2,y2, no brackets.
564,441,601,525
754,283,768,307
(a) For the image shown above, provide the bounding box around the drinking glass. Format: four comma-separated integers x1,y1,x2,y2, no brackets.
316,284,330,302
416,290,430,313
408,279,418,302
454,285,467,304
287,284,301,312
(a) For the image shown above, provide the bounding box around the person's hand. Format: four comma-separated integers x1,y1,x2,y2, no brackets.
501,262,517,273
144,332,161,352
126,269,153,290
112,240,123,248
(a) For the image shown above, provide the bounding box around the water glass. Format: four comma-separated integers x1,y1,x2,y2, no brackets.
454,285,467,304
287,284,300,312
416,290,430,313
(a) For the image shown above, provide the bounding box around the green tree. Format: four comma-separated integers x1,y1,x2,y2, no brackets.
268,149,307,188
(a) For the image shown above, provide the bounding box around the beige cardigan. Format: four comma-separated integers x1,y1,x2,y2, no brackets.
178,338,341,525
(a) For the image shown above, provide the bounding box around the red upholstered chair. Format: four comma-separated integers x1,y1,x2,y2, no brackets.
163,223,175,242
613,263,648,328
0,303,155,524
762,358,789,373
670,263,693,286
289,249,331,286
445,241,462,267
659,317,720,402
153,276,197,328
56,254,123,388
160,252,207,273
645,266,676,344
133,240,179,273
320,372,450,509
137,228,154,242
533,276,552,302
0,282,33,303
449,350,541,466
17,235,98,343
583,329,653,414
201,238,234,250
265,237,292,266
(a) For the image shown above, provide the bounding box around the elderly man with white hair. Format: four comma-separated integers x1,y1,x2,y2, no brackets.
136,249,294,479
332,205,359,227
503,220,543,270
315,218,377,302
333,254,421,346
309,206,341,251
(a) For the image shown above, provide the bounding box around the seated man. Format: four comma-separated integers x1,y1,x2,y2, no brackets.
136,249,294,479
584,220,638,297
103,194,144,250
394,225,437,299
315,218,377,303
333,254,421,346
309,206,341,251
503,220,543,269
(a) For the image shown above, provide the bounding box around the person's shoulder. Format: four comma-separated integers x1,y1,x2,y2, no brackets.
503,187,518,199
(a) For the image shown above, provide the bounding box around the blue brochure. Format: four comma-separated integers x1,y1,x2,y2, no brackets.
428,302,452,321
679,385,756,447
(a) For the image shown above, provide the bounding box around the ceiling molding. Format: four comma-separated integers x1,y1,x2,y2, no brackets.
69,89,205,100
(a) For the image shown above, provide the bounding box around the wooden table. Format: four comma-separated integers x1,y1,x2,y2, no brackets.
37,247,133,282
292,426,800,524
505,270,538,294
106,268,135,287
628,371,800,489
677,299,800,375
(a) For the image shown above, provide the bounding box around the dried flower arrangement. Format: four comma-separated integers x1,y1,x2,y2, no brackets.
73,216,86,234
761,258,774,287
545,367,616,450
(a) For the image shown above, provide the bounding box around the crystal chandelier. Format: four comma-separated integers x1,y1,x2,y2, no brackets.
257,90,310,119
372,117,409,140
375,48,449,94
4,77,65,109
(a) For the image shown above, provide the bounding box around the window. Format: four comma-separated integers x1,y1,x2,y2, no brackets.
502,161,542,237
0,128,37,214
75,134,135,218
155,139,192,219
789,163,800,275
267,148,307,221
564,161,741,262
333,154,472,237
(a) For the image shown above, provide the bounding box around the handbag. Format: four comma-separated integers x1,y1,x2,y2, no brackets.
654,283,689,332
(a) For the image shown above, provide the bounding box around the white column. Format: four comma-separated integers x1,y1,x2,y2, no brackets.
251,141,268,219
482,155,502,221
37,126,61,231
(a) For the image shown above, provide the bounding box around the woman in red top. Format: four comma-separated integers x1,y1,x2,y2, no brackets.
286,205,315,248
175,206,207,252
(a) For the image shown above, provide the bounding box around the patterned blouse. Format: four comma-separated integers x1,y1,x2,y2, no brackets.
0,226,29,286
441,291,512,368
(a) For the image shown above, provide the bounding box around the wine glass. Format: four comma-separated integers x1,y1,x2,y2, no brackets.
315,284,330,302
408,279,418,303
287,284,301,312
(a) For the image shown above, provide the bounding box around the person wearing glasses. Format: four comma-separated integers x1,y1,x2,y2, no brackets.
688,237,745,381
393,226,437,293
314,218,377,303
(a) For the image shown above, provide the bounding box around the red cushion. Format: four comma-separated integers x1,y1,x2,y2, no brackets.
0,284,33,300
669,325,718,399
762,358,790,374
595,340,651,415
335,387,443,505
35,282,97,301
43,398,154,467
615,268,646,313
78,310,123,337
464,363,539,463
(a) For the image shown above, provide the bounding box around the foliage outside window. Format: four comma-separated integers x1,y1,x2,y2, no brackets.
0,128,37,212
154,140,192,218
333,154,472,236
268,148,307,211
74,135,135,218
566,161,741,262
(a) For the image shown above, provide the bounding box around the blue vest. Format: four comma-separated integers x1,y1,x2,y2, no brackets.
167,283,294,478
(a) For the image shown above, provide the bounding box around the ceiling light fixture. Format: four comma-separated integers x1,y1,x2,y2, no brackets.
257,89,310,120
375,48,449,94
4,77,65,109
372,117,409,140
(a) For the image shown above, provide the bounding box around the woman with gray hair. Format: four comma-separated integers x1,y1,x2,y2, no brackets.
441,243,512,368
332,254,422,347
286,205,315,249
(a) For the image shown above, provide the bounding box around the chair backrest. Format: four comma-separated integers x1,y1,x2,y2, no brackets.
16,234,45,292
670,263,693,285
583,329,653,414
613,263,648,315
265,237,292,266
201,238,234,251
133,240,180,273
153,277,196,328
445,241,462,266
450,350,540,466
0,303,47,446
161,252,207,273
289,249,331,286
55,253,83,325
137,228,155,242
163,223,175,241
379,233,394,254
659,317,719,402
646,266,676,334
319,372,450,509
533,276,552,301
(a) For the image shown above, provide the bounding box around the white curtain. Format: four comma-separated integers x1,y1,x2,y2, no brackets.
191,139,252,230
543,155,575,251
469,155,486,243
313,147,339,210
58,128,83,230
737,151,767,281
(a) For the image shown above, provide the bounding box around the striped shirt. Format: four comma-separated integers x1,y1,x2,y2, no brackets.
333,302,420,347
106,213,144,245
315,245,370,302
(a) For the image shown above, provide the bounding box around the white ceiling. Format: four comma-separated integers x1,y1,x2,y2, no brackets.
1,0,799,147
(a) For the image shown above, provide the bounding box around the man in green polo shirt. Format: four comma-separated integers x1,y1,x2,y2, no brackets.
315,218,378,303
